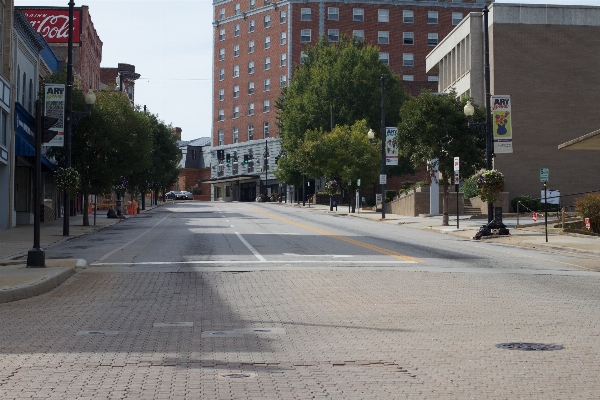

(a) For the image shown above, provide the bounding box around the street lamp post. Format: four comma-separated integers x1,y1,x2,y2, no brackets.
464,4,493,223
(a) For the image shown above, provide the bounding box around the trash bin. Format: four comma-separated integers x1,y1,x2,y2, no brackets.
332,197,338,211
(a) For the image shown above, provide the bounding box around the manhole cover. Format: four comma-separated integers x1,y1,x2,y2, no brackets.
496,342,564,351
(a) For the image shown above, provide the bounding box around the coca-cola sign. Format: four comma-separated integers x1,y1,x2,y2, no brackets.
21,9,81,43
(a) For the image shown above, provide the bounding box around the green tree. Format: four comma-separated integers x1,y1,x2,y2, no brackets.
303,120,380,212
276,37,408,188
396,90,486,225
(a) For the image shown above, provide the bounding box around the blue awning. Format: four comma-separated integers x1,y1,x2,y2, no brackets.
15,133,57,171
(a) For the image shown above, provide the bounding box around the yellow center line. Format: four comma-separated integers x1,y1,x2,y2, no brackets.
254,208,423,263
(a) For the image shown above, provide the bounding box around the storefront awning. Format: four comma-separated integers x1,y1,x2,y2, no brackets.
199,174,260,184
15,133,57,171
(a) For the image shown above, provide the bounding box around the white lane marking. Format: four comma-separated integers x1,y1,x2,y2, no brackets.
235,232,267,262
230,225,235,227
91,260,418,265
97,214,170,262
282,253,353,258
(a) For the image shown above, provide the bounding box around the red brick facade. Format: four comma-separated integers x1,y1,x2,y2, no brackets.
173,167,212,198
212,0,491,148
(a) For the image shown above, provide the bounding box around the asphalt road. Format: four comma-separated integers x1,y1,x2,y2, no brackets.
1,202,600,399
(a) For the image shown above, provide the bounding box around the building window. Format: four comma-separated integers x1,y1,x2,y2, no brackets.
218,109,225,122
280,74,287,87
264,14,271,28
403,75,414,81
234,44,240,57
234,24,240,37
300,29,311,43
280,53,287,66
264,35,271,49
233,106,239,119
248,124,254,141
280,10,287,23
403,53,414,67
264,121,270,138
219,48,225,61
328,29,339,43
219,68,225,81
248,61,255,74
379,52,389,66
353,30,365,42
378,9,389,23
250,0,255,10
233,85,240,98
218,129,224,145
301,8,311,21
247,160,254,172
403,32,414,45
378,31,389,45
300,51,307,64
248,81,255,94
249,20,255,33
264,57,271,70
233,65,240,77
353,8,364,22
219,8,225,20
264,78,270,91
219,88,225,101
403,10,414,24
233,127,239,143
428,76,439,82
248,102,255,116
280,31,287,45
235,3,241,15
328,7,339,21
428,11,438,24
427,33,438,46
0,111,7,147
264,0,270,5
452,12,463,26
219,28,225,41
249,40,255,53
264,99,270,113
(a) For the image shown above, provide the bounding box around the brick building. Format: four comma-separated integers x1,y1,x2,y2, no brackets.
211,0,492,201
426,3,600,207
18,6,102,91
99,63,140,105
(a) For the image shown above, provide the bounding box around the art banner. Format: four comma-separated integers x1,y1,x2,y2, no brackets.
385,127,398,166
492,95,513,154
44,84,65,147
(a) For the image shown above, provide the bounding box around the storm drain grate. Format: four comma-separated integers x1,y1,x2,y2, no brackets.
496,342,564,351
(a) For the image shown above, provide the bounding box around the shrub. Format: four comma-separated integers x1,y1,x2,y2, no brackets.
511,195,540,213
365,197,376,207
385,190,396,203
575,193,600,233
460,175,478,200
188,186,203,195
476,170,504,203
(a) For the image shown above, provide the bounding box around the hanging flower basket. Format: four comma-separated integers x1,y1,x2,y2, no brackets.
54,167,80,195
476,170,505,203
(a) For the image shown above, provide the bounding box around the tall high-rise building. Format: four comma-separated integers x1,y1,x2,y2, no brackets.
210,0,492,201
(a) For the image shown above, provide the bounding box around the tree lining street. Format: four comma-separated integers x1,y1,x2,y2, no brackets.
1,202,600,398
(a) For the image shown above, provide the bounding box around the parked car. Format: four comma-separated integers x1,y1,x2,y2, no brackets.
180,191,193,200
165,190,183,200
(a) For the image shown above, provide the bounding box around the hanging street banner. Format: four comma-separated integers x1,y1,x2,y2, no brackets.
492,95,513,154
385,127,398,166
44,84,65,147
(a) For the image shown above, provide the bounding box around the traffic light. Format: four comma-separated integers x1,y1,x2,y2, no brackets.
217,150,224,161
226,153,231,163
41,116,59,143
243,154,248,164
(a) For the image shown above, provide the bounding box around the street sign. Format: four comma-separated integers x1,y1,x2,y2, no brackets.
357,179,361,187
585,218,591,230
540,168,549,183
454,157,460,171
379,174,387,185
454,171,460,185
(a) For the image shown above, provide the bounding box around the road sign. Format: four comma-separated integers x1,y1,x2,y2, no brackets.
540,168,549,183
357,179,361,187
454,171,460,185
586,218,591,230
379,174,387,185
454,157,460,171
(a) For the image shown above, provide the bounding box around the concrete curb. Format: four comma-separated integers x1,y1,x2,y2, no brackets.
0,266,76,304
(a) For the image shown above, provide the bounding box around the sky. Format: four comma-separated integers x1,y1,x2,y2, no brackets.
14,0,600,141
